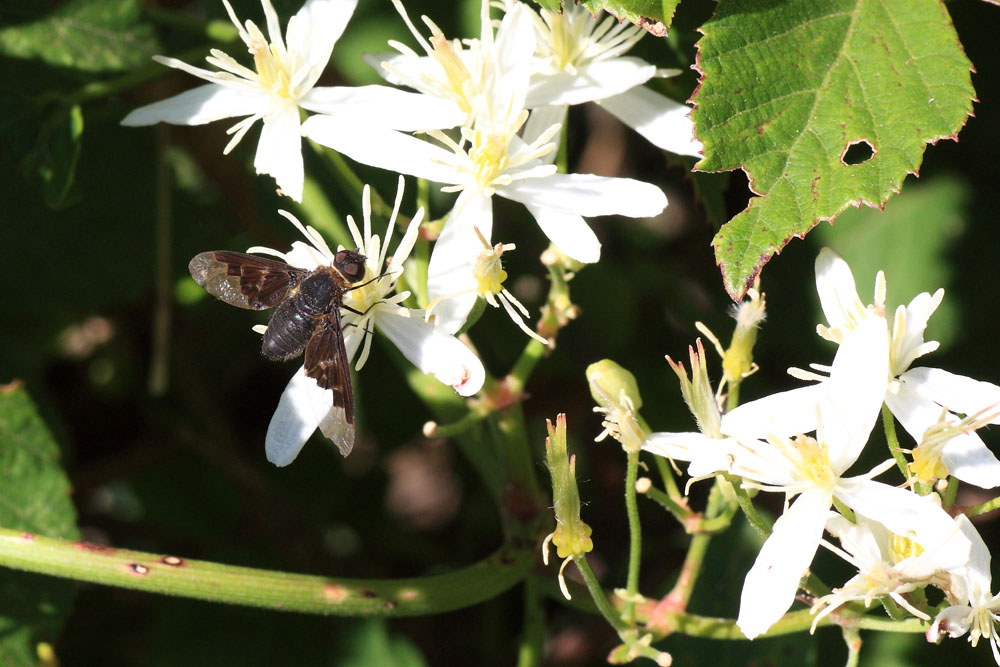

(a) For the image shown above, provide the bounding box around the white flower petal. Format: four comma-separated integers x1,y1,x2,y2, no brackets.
598,86,704,158
301,85,466,130
641,433,736,478
526,58,656,107
254,106,304,200
427,191,493,332
721,384,825,440
941,431,1000,489
955,514,992,597
815,248,865,332
888,373,1000,488
820,309,889,470
287,0,357,70
520,203,600,263
501,172,667,218
121,84,269,126
376,311,485,396
902,367,1000,424
265,366,332,466
737,489,830,639
523,105,567,148
492,3,536,117
835,479,971,571
301,115,461,184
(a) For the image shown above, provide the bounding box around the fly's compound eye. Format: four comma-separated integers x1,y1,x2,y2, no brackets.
334,250,367,283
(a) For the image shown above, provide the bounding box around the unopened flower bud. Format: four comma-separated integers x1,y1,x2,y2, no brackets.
587,360,647,453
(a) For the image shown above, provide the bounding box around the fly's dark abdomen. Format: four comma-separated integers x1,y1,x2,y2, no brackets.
260,270,345,361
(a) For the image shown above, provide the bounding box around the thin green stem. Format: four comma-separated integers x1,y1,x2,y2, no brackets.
843,627,862,667
0,528,531,616
725,382,741,413
652,455,683,503
962,494,1000,519
640,484,691,522
508,338,547,396
940,476,959,511
728,476,772,538
572,555,628,632
516,577,545,667
622,450,642,626
882,404,911,481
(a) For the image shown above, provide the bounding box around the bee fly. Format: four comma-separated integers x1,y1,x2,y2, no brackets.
189,248,368,456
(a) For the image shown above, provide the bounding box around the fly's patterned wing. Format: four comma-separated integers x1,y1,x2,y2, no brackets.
189,251,308,310
304,310,356,456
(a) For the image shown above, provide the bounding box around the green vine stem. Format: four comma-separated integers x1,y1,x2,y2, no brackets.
962,494,1000,519
622,450,642,626
0,528,532,616
881,404,911,481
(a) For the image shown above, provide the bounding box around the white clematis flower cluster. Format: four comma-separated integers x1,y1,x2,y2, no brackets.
642,248,1000,652
124,0,696,466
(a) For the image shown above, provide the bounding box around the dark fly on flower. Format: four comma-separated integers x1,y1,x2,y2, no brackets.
188,249,367,456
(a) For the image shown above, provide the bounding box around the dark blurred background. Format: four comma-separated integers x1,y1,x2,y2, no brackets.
1,0,998,664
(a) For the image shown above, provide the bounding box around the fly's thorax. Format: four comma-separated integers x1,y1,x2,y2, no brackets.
297,269,345,314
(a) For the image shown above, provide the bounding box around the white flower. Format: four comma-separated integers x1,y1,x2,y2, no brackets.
248,179,485,466
809,248,1000,489
303,4,667,332
927,515,1000,664
366,0,505,127
715,310,969,638
812,512,967,630
519,1,702,157
427,227,548,344
121,0,463,202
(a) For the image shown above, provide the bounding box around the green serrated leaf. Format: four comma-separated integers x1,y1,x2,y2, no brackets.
529,0,564,14
0,0,158,73
579,0,682,35
692,0,974,299
0,384,79,665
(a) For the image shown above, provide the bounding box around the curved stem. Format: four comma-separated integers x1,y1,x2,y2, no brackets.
881,404,911,481
0,528,531,616
622,450,642,626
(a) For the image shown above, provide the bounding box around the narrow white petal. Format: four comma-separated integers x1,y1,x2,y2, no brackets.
254,106,304,201
301,85,466,130
941,432,1000,489
737,489,830,639
523,105,567,148
501,172,667,218
376,311,485,396
520,203,600,263
721,384,825,439
598,86,704,158
265,366,332,466
121,84,268,126
492,3,536,116
287,0,357,69
820,310,889,470
902,367,1000,424
526,58,656,108
301,115,460,183
641,433,736,477
815,248,864,332
427,191,493,333
955,515,992,596
836,479,971,570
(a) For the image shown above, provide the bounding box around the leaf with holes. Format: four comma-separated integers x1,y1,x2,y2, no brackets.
0,384,79,665
691,0,975,299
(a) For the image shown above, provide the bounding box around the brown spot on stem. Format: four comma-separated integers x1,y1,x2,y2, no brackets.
129,563,150,576
323,585,349,604
75,542,116,554
160,555,184,567
397,588,420,602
